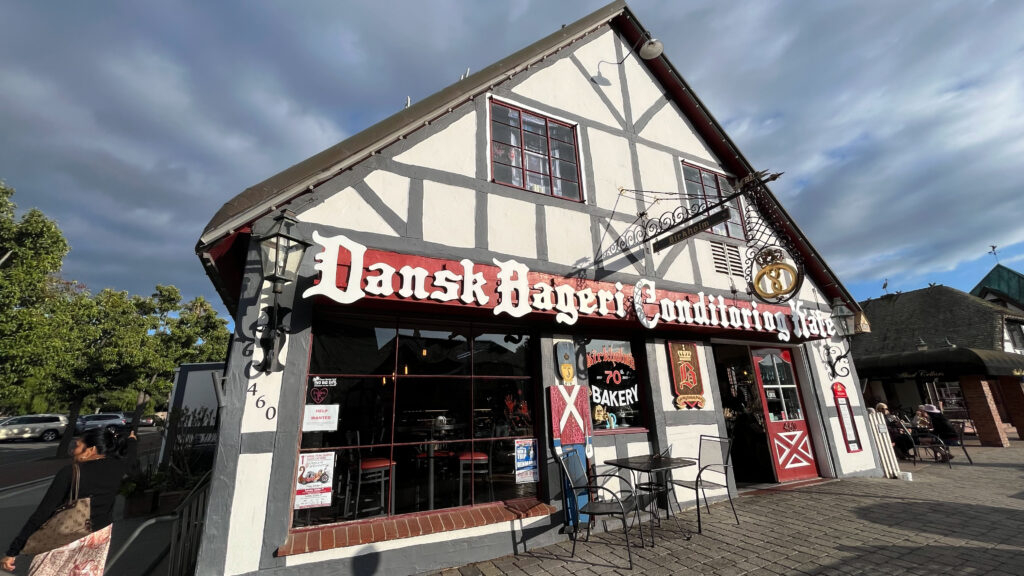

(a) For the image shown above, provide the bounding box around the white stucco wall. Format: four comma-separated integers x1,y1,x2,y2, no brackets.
488,194,537,259
224,453,274,575
802,343,877,475
301,170,411,237
622,49,665,121
586,126,635,211
544,205,594,267
638,101,717,163
422,181,476,248
570,29,626,122
511,46,619,129
393,108,477,178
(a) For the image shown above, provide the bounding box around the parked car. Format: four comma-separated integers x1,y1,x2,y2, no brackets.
0,414,69,442
136,415,156,427
77,413,128,434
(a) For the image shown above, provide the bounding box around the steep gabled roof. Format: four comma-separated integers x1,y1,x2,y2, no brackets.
853,285,1024,357
971,264,1024,307
196,0,858,317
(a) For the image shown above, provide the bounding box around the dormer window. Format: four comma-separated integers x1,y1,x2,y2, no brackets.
490,100,581,201
1009,321,1024,350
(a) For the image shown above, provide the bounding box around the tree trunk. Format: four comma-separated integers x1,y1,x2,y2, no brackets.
57,397,83,458
131,374,159,433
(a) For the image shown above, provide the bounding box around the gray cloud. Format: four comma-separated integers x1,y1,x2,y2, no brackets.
2,0,1023,317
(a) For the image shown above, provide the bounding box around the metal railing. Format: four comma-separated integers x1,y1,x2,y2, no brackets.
105,471,212,576
168,471,212,576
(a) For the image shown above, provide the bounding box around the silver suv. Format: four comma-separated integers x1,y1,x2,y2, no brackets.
77,413,128,434
0,414,69,442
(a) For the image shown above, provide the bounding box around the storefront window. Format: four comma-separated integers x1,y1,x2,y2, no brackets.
583,338,644,430
756,351,803,421
294,316,537,529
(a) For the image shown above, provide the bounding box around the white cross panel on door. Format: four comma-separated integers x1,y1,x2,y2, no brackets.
774,431,813,469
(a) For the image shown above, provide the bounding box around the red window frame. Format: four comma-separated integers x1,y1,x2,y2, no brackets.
489,99,582,202
681,162,747,240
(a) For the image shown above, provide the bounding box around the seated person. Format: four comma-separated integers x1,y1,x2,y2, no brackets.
912,406,931,429
922,404,959,446
877,403,914,459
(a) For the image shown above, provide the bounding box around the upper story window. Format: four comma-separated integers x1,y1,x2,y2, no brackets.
1009,321,1024,350
490,100,581,201
682,163,745,239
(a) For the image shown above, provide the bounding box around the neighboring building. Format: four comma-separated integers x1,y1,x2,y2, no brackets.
193,2,880,574
854,285,1024,447
972,265,1024,348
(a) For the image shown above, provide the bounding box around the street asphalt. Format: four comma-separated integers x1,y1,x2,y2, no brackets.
426,438,1024,576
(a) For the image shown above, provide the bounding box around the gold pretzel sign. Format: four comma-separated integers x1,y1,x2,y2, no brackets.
753,261,799,300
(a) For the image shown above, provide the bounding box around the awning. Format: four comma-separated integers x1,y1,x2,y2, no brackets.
855,347,1024,379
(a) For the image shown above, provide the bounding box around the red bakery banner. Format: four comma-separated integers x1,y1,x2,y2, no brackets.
667,341,705,410
302,232,834,342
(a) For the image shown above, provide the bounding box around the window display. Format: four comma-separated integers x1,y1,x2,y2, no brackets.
294,315,537,529
583,338,643,430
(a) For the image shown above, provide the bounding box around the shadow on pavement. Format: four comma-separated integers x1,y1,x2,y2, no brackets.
813,544,1024,575
856,500,1024,547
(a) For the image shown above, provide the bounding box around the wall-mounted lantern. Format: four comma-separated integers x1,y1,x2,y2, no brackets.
255,209,310,373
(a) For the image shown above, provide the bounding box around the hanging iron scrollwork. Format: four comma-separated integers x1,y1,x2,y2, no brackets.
739,171,805,304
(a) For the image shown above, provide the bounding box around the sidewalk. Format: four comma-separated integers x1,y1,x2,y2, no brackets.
429,440,1024,576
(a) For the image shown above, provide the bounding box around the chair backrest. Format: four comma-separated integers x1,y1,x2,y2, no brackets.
697,435,732,482
557,448,589,489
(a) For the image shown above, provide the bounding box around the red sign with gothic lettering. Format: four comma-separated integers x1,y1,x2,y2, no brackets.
667,341,705,409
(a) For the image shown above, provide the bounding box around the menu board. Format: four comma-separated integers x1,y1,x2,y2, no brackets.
831,383,862,452
294,452,335,509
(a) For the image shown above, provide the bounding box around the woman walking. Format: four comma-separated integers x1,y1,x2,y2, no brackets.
2,428,137,575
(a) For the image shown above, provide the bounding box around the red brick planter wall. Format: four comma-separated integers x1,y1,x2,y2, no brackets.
276,501,557,557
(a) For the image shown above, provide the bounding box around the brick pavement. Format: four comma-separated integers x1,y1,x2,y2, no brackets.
426,441,1024,576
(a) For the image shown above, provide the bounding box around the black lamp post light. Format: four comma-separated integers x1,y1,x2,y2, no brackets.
822,298,857,380
255,209,310,373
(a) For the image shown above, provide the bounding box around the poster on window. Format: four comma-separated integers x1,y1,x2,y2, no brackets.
302,404,340,432
294,452,334,509
667,341,705,410
514,438,539,484
586,339,639,429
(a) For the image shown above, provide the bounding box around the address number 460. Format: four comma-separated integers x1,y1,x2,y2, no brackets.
247,383,278,420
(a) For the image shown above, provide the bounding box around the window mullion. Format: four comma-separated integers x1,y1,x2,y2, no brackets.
545,118,555,196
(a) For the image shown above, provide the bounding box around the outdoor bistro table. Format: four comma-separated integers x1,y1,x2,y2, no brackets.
604,455,696,546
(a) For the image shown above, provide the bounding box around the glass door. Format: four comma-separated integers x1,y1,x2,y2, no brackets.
750,348,818,482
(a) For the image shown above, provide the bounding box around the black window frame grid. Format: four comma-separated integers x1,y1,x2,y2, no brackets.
681,162,747,240
489,99,583,202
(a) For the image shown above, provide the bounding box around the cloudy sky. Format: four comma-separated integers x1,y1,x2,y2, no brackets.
3,0,1023,320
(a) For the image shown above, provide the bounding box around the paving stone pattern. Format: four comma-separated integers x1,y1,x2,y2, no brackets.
424,441,1024,576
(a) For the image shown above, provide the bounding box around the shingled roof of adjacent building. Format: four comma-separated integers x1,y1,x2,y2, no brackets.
853,285,1024,358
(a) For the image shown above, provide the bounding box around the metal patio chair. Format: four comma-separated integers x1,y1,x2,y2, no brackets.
556,449,643,570
671,435,739,534
897,420,953,469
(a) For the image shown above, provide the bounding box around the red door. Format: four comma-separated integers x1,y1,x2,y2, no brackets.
751,348,818,482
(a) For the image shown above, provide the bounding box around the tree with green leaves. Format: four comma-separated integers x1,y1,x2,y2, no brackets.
125,285,230,431
0,181,69,408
